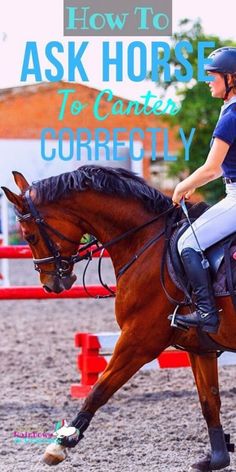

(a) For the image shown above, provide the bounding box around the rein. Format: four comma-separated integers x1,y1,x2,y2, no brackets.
71,206,174,264
16,189,176,298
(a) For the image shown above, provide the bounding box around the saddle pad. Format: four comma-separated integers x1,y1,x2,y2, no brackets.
167,229,236,298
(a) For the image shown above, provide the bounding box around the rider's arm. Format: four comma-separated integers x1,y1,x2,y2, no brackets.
172,138,229,204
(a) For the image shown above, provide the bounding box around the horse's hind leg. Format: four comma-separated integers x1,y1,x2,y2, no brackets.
189,352,230,471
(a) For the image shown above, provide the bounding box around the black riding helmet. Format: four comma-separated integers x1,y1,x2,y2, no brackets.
204,47,236,99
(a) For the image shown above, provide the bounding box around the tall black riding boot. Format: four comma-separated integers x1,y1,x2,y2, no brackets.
173,247,220,333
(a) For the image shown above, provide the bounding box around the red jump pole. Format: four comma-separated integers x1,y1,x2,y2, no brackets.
0,245,109,259
0,285,116,300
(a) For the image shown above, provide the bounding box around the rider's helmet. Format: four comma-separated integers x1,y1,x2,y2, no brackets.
204,47,236,99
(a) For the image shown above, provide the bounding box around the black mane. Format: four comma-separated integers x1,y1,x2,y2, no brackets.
32,165,172,214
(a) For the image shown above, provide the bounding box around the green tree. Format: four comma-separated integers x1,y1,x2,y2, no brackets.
155,19,236,203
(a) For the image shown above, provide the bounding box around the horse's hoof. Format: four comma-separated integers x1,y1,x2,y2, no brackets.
43,443,68,466
190,453,212,471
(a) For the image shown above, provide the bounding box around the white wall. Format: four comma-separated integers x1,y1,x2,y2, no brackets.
0,139,143,190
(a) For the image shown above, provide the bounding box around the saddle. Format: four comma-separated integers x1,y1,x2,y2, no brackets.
166,202,236,309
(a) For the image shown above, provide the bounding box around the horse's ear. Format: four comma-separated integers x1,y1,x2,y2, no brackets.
1,187,23,208
12,171,29,192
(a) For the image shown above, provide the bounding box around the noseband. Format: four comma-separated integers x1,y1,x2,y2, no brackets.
15,189,80,278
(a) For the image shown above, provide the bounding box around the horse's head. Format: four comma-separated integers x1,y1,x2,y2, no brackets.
2,172,81,294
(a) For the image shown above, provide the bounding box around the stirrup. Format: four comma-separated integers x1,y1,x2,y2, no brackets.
168,305,189,332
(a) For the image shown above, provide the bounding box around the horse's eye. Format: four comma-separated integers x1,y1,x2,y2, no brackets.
25,234,37,245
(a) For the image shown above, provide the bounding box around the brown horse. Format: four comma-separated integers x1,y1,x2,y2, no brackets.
3,166,236,471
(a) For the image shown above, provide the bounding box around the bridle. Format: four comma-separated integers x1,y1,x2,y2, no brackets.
15,189,177,293
15,189,81,278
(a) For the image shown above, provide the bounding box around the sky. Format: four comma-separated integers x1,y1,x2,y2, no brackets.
0,0,235,102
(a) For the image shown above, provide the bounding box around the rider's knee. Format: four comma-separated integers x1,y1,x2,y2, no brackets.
177,232,198,256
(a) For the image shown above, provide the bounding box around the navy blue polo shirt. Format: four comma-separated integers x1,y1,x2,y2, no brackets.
212,103,236,178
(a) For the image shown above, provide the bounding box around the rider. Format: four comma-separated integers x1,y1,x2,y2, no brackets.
171,47,236,333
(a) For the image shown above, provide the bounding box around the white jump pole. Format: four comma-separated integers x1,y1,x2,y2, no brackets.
0,193,10,287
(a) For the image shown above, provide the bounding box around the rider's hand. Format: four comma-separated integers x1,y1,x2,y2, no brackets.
172,185,195,206
172,184,184,206
185,189,196,200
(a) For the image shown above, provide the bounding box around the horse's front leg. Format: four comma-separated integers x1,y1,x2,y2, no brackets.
44,324,170,465
189,352,230,471
72,326,167,423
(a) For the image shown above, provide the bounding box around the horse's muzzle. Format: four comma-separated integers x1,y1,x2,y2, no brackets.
43,273,77,294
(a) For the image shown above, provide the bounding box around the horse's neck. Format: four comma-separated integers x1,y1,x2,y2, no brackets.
70,190,157,271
